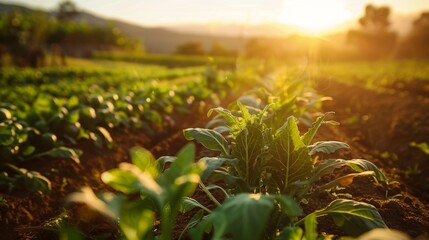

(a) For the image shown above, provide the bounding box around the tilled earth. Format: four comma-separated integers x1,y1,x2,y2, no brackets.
1,80,429,239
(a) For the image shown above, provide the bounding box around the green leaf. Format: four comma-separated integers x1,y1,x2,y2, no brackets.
131,147,159,177
120,201,155,240
42,147,81,164
308,141,350,155
156,156,176,172
304,213,318,240
179,210,205,240
96,127,113,149
180,197,211,213
67,187,125,219
269,117,313,191
276,195,302,217
410,142,429,155
236,101,252,122
301,112,333,145
0,125,14,146
102,163,163,199
183,128,229,156
65,110,80,124
310,159,387,184
191,193,275,240
232,125,264,186
314,199,387,237
317,171,376,191
199,157,234,182
159,144,203,208
279,227,303,240
21,145,35,156
20,169,51,193
207,107,238,126
207,107,244,134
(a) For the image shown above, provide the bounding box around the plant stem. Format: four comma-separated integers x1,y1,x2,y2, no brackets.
160,208,173,240
199,182,221,207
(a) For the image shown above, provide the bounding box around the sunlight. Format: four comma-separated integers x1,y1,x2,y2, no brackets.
280,0,354,34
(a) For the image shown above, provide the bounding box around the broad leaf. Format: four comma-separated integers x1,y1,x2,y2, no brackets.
199,157,235,182
269,117,313,191
131,147,159,177
120,201,155,240
304,213,318,240
191,193,275,240
231,125,264,185
39,147,81,164
183,128,229,156
207,107,239,126
276,195,302,217
0,125,14,146
20,169,52,193
313,199,387,237
317,171,376,191
207,107,245,134
67,187,125,219
158,144,203,208
308,141,350,155
96,127,113,149
102,163,163,202
310,159,387,184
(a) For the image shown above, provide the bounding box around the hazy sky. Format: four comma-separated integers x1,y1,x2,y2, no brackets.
5,0,429,29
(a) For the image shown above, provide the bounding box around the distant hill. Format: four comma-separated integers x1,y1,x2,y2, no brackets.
0,2,246,54
0,2,417,54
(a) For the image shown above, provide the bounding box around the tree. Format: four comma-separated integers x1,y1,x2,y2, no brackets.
398,12,429,58
57,0,79,21
347,4,397,59
175,42,205,55
209,42,236,57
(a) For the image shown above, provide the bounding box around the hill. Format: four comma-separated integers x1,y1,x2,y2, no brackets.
0,2,246,54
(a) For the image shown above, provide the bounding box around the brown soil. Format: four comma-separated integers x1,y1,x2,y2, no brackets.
1,80,429,239
313,78,429,237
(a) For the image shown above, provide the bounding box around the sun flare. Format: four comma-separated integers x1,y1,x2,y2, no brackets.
280,0,354,34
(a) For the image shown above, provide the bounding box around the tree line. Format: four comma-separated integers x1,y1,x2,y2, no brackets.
0,1,140,67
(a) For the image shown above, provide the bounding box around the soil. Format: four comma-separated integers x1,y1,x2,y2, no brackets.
1,80,429,239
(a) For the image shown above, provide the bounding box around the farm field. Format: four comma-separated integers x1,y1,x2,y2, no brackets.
2,1,429,239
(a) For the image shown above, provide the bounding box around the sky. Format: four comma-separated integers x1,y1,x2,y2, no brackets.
5,0,429,32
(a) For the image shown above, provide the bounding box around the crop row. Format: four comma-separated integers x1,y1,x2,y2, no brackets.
0,66,207,105
315,60,429,94
92,51,237,69
0,64,231,193
67,70,402,239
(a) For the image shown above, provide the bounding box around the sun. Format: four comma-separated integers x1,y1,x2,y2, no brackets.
280,0,353,34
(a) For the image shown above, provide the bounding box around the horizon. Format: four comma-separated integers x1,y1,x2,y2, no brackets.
3,0,429,34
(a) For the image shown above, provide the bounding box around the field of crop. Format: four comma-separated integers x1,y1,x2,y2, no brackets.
1,58,429,240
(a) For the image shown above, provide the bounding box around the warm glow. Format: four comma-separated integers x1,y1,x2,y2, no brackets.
280,0,354,33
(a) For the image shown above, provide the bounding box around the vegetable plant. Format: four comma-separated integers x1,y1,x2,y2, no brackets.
182,99,388,238
68,144,205,240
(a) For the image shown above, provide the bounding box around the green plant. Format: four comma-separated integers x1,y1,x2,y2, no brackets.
0,108,80,193
182,101,388,238
68,144,204,240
